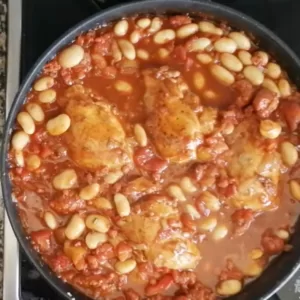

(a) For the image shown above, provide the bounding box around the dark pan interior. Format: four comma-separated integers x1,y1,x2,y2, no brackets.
2,1,300,299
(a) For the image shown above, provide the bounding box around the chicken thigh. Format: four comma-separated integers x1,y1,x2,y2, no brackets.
119,195,201,269
226,118,282,211
63,85,132,171
143,67,202,163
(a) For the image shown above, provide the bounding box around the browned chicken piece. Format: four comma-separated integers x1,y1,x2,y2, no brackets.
62,85,132,171
118,195,201,269
122,177,160,201
225,118,282,211
143,67,202,163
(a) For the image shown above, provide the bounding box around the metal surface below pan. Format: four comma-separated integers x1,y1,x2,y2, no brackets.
2,0,300,299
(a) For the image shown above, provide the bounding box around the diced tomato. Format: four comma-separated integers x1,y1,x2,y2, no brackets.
49,254,73,273
169,15,191,27
39,144,53,158
134,147,168,174
50,192,85,215
219,259,244,281
43,60,61,77
261,228,285,255
31,128,47,143
172,270,196,287
145,274,174,296
31,229,52,253
173,45,187,61
180,213,196,231
124,288,140,300
134,147,153,166
95,243,116,261
116,241,133,262
138,262,154,281
93,32,114,55
102,66,117,79
185,57,194,71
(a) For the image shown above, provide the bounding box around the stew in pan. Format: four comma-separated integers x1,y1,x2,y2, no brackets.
7,14,300,299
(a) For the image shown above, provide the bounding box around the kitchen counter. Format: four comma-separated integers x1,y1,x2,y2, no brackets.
0,0,8,296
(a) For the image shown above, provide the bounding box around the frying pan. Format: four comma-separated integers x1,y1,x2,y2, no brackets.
2,0,300,299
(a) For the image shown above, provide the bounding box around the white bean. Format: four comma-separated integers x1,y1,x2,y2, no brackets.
177,23,198,39
115,259,137,274
185,204,201,219
85,214,111,233
137,18,151,29
278,79,291,97
252,51,269,66
111,40,123,62
280,141,298,167
158,48,170,59
114,80,133,93
65,214,85,240
214,38,237,53
137,49,149,60
188,38,211,52
228,32,251,50
93,197,113,210
199,191,220,212
220,53,243,72
26,103,45,122
217,279,242,296
118,39,136,60
44,211,58,229
154,29,176,44
130,30,141,44
199,21,223,35
33,76,54,92
180,177,197,193
15,151,24,167
26,154,41,171
262,78,280,95
52,169,77,190
167,184,186,202
149,17,162,33
210,64,235,86
244,262,263,277
85,232,108,249
79,183,100,200
198,217,217,232
265,62,281,79
196,53,212,64
11,131,30,151
259,119,282,139
114,20,129,37
212,224,228,241
274,229,289,240
38,89,56,104
238,50,252,65
17,112,35,135
134,124,148,146
104,170,124,184
250,248,264,260
203,90,218,100
58,45,84,68
193,72,206,90
243,66,264,85
289,180,300,201
46,114,71,136
114,193,131,217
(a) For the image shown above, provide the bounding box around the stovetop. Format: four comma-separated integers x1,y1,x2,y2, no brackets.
5,0,300,299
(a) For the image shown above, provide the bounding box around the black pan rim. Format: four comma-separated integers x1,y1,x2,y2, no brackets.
2,0,300,299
